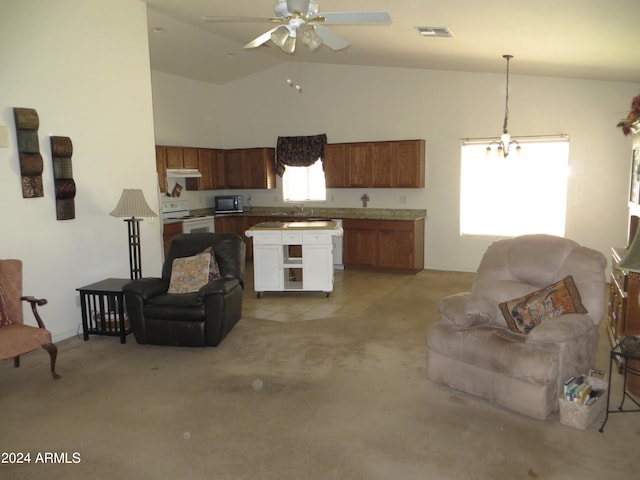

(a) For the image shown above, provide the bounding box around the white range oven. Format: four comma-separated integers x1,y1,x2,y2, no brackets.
161,200,215,234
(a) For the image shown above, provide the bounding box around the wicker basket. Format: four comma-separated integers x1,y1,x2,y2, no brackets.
559,370,608,430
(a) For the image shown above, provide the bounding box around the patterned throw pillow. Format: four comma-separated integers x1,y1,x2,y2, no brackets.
499,275,587,334
0,283,12,328
167,252,212,294
201,246,222,281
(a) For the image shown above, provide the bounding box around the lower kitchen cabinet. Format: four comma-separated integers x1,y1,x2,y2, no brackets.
343,218,425,272
162,222,183,256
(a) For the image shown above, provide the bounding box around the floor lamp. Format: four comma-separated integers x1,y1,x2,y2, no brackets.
109,189,157,279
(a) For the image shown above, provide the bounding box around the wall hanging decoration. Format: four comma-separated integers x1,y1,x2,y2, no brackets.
618,95,640,136
50,136,76,220
13,107,43,198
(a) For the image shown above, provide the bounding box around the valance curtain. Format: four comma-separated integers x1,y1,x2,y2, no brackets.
276,134,327,176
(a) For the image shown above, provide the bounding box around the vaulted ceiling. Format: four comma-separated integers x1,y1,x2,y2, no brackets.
143,0,640,85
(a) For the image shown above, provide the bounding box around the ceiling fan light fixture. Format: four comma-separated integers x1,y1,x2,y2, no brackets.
300,25,322,51
270,25,290,47
282,35,296,53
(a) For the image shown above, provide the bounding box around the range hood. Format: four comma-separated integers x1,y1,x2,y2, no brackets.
166,168,202,178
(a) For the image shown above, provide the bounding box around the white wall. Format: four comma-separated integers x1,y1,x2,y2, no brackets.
0,0,162,341
152,64,639,272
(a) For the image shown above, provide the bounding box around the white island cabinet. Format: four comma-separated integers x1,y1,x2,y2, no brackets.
245,221,343,297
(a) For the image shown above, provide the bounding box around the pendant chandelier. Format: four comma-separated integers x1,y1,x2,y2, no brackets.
486,54,521,158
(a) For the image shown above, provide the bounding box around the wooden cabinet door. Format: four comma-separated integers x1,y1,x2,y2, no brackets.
186,148,213,191
346,143,370,188
244,148,275,189
224,149,246,189
162,222,183,257
182,147,199,169
166,147,183,169
211,149,226,189
376,221,416,269
394,140,425,188
214,215,237,233
343,219,377,267
155,146,168,193
370,141,394,187
324,143,348,188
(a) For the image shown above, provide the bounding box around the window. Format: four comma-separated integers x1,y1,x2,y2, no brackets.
460,138,570,237
282,158,326,202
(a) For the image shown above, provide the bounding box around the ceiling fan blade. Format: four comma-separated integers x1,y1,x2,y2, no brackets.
286,0,311,15
314,25,349,51
202,16,279,22
244,27,279,49
320,11,391,25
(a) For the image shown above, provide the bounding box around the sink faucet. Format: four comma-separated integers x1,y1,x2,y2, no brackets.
296,203,305,213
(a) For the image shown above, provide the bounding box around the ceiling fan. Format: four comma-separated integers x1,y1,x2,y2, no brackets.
202,0,391,54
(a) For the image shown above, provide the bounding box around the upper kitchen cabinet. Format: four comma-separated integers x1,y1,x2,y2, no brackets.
185,148,225,191
156,146,168,193
156,146,275,191
323,139,425,188
166,146,198,169
324,143,348,188
224,147,276,189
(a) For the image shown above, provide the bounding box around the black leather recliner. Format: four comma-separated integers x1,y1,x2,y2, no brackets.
123,233,246,347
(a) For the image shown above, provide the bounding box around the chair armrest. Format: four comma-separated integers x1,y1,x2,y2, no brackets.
20,296,48,329
437,292,496,327
122,278,169,300
199,278,241,297
525,313,595,344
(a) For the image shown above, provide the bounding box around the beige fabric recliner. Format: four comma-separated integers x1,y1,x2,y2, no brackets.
426,234,606,420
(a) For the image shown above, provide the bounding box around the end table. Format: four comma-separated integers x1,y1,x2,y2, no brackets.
599,336,640,432
77,278,132,344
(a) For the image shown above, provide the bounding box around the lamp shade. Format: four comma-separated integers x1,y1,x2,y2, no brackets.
618,233,640,272
109,189,157,218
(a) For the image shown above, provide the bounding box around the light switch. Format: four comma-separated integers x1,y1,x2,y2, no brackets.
0,125,8,148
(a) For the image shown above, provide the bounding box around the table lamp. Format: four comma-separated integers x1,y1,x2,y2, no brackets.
109,189,157,279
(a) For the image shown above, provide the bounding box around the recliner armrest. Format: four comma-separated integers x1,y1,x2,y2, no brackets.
198,278,241,297
123,278,169,300
437,292,496,327
525,313,595,344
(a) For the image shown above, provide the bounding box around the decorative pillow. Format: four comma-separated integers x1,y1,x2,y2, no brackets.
0,283,12,328
167,252,212,294
499,275,587,334
201,246,221,281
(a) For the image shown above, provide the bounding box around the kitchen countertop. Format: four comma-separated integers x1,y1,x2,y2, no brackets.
247,220,339,231
191,206,426,221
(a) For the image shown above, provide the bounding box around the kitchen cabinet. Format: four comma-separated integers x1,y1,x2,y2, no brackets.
346,142,371,188
156,145,275,191
224,148,276,189
156,146,168,193
156,146,201,193
323,139,425,188
215,215,268,260
162,221,182,256
185,148,224,191
342,217,425,272
166,146,198,169
324,144,348,188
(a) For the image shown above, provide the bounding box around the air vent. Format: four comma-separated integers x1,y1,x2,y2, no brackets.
416,27,453,38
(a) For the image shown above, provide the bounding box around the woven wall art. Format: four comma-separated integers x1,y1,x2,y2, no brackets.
50,136,76,220
13,107,43,198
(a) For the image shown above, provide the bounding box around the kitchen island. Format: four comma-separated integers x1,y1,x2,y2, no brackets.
245,221,343,297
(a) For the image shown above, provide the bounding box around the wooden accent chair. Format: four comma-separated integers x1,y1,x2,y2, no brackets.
0,259,60,379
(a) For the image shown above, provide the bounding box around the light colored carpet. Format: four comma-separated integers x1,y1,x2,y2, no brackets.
1,269,638,480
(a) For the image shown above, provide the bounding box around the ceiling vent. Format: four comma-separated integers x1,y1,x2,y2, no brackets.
416,27,453,38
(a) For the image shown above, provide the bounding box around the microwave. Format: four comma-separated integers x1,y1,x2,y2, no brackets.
214,195,243,214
